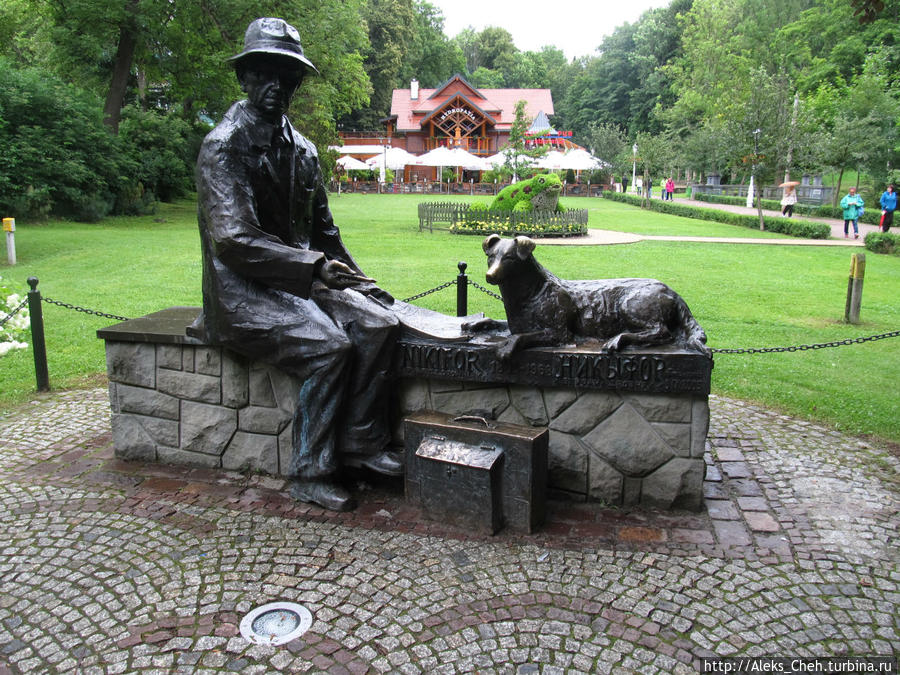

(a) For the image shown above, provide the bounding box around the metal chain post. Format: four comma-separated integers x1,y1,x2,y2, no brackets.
456,261,468,317
26,277,50,392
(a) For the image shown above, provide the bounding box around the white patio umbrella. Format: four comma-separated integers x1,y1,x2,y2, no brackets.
413,146,489,190
336,155,369,171
415,146,489,170
534,150,568,170
484,149,536,168
364,146,418,171
560,149,605,171
534,149,605,172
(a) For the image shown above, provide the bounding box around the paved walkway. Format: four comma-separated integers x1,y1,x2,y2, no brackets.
0,388,897,673
543,196,878,247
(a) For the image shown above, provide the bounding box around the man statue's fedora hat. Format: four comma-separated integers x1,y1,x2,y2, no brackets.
229,18,319,74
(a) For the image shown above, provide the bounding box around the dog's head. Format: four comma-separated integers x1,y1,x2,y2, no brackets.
482,234,537,284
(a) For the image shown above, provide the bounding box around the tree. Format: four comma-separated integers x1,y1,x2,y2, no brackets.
502,100,547,181
587,122,627,183
0,58,134,220
19,0,370,146
808,51,900,202
469,67,505,88
634,131,672,207
472,26,518,72
400,1,466,87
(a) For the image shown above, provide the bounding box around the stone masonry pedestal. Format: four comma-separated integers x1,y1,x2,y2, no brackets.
99,307,713,510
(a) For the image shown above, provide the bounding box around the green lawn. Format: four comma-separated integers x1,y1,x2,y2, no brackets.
2,194,899,445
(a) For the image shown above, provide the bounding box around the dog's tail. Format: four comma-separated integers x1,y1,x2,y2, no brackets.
675,296,711,357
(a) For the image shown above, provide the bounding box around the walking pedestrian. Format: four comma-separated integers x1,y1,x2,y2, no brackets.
780,183,798,217
665,177,675,201
840,187,864,239
879,184,896,232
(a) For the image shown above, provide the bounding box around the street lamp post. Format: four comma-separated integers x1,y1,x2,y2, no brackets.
751,128,764,230
632,143,637,195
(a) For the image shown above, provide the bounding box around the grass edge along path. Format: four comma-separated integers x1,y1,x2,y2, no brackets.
0,194,898,446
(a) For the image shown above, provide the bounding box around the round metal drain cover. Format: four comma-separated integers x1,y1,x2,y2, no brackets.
240,602,313,646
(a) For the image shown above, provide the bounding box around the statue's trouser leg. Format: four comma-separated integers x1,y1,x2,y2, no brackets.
289,347,352,480
313,287,400,457
230,300,355,481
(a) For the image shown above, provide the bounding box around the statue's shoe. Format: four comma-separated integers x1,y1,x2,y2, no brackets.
290,480,356,511
357,450,404,476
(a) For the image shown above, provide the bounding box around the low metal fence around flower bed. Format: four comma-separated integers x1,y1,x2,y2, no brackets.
417,202,588,237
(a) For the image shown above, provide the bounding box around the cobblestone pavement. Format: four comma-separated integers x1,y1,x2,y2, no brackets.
0,388,897,674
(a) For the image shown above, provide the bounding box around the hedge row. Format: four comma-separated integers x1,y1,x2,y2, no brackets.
604,192,832,239
694,192,884,226
864,231,900,255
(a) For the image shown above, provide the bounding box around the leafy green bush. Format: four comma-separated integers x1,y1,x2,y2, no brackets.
118,106,199,204
603,192,831,238
0,274,29,357
864,231,899,255
0,58,136,222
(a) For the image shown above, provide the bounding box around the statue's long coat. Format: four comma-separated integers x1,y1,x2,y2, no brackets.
195,100,398,479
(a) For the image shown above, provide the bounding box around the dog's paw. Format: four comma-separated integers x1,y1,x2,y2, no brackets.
604,335,623,352
462,318,503,333
496,337,519,361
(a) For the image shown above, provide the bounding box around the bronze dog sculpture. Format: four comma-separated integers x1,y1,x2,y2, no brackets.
465,235,710,359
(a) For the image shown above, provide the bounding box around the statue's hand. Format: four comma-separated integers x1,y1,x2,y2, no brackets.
320,260,375,290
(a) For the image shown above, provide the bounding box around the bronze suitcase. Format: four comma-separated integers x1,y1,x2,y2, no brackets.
404,411,549,533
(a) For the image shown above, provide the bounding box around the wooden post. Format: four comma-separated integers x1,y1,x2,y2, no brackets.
844,253,865,324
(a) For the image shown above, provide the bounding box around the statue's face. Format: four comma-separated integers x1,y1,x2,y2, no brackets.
238,57,304,120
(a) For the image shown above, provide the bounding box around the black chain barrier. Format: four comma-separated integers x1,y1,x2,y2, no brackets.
41,296,130,322
28,281,900,356
710,330,900,354
0,297,28,329
468,279,503,302
401,280,457,304
401,278,503,304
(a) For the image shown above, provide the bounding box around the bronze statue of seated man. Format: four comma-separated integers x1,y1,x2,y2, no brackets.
194,18,402,511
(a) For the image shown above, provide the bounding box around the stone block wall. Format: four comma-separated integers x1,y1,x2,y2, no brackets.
395,379,707,510
104,338,708,510
106,340,300,476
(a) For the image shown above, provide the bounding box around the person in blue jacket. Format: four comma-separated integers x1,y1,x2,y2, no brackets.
840,187,864,239
879,184,896,232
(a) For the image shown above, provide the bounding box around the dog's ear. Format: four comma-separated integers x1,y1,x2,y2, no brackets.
483,233,501,253
514,236,536,259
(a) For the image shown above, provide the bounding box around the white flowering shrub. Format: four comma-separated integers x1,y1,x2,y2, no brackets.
0,275,29,357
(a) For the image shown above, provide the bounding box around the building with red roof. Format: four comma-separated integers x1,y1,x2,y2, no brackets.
337,74,563,181
387,75,552,156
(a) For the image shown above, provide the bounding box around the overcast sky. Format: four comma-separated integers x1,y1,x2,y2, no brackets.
431,0,673,61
